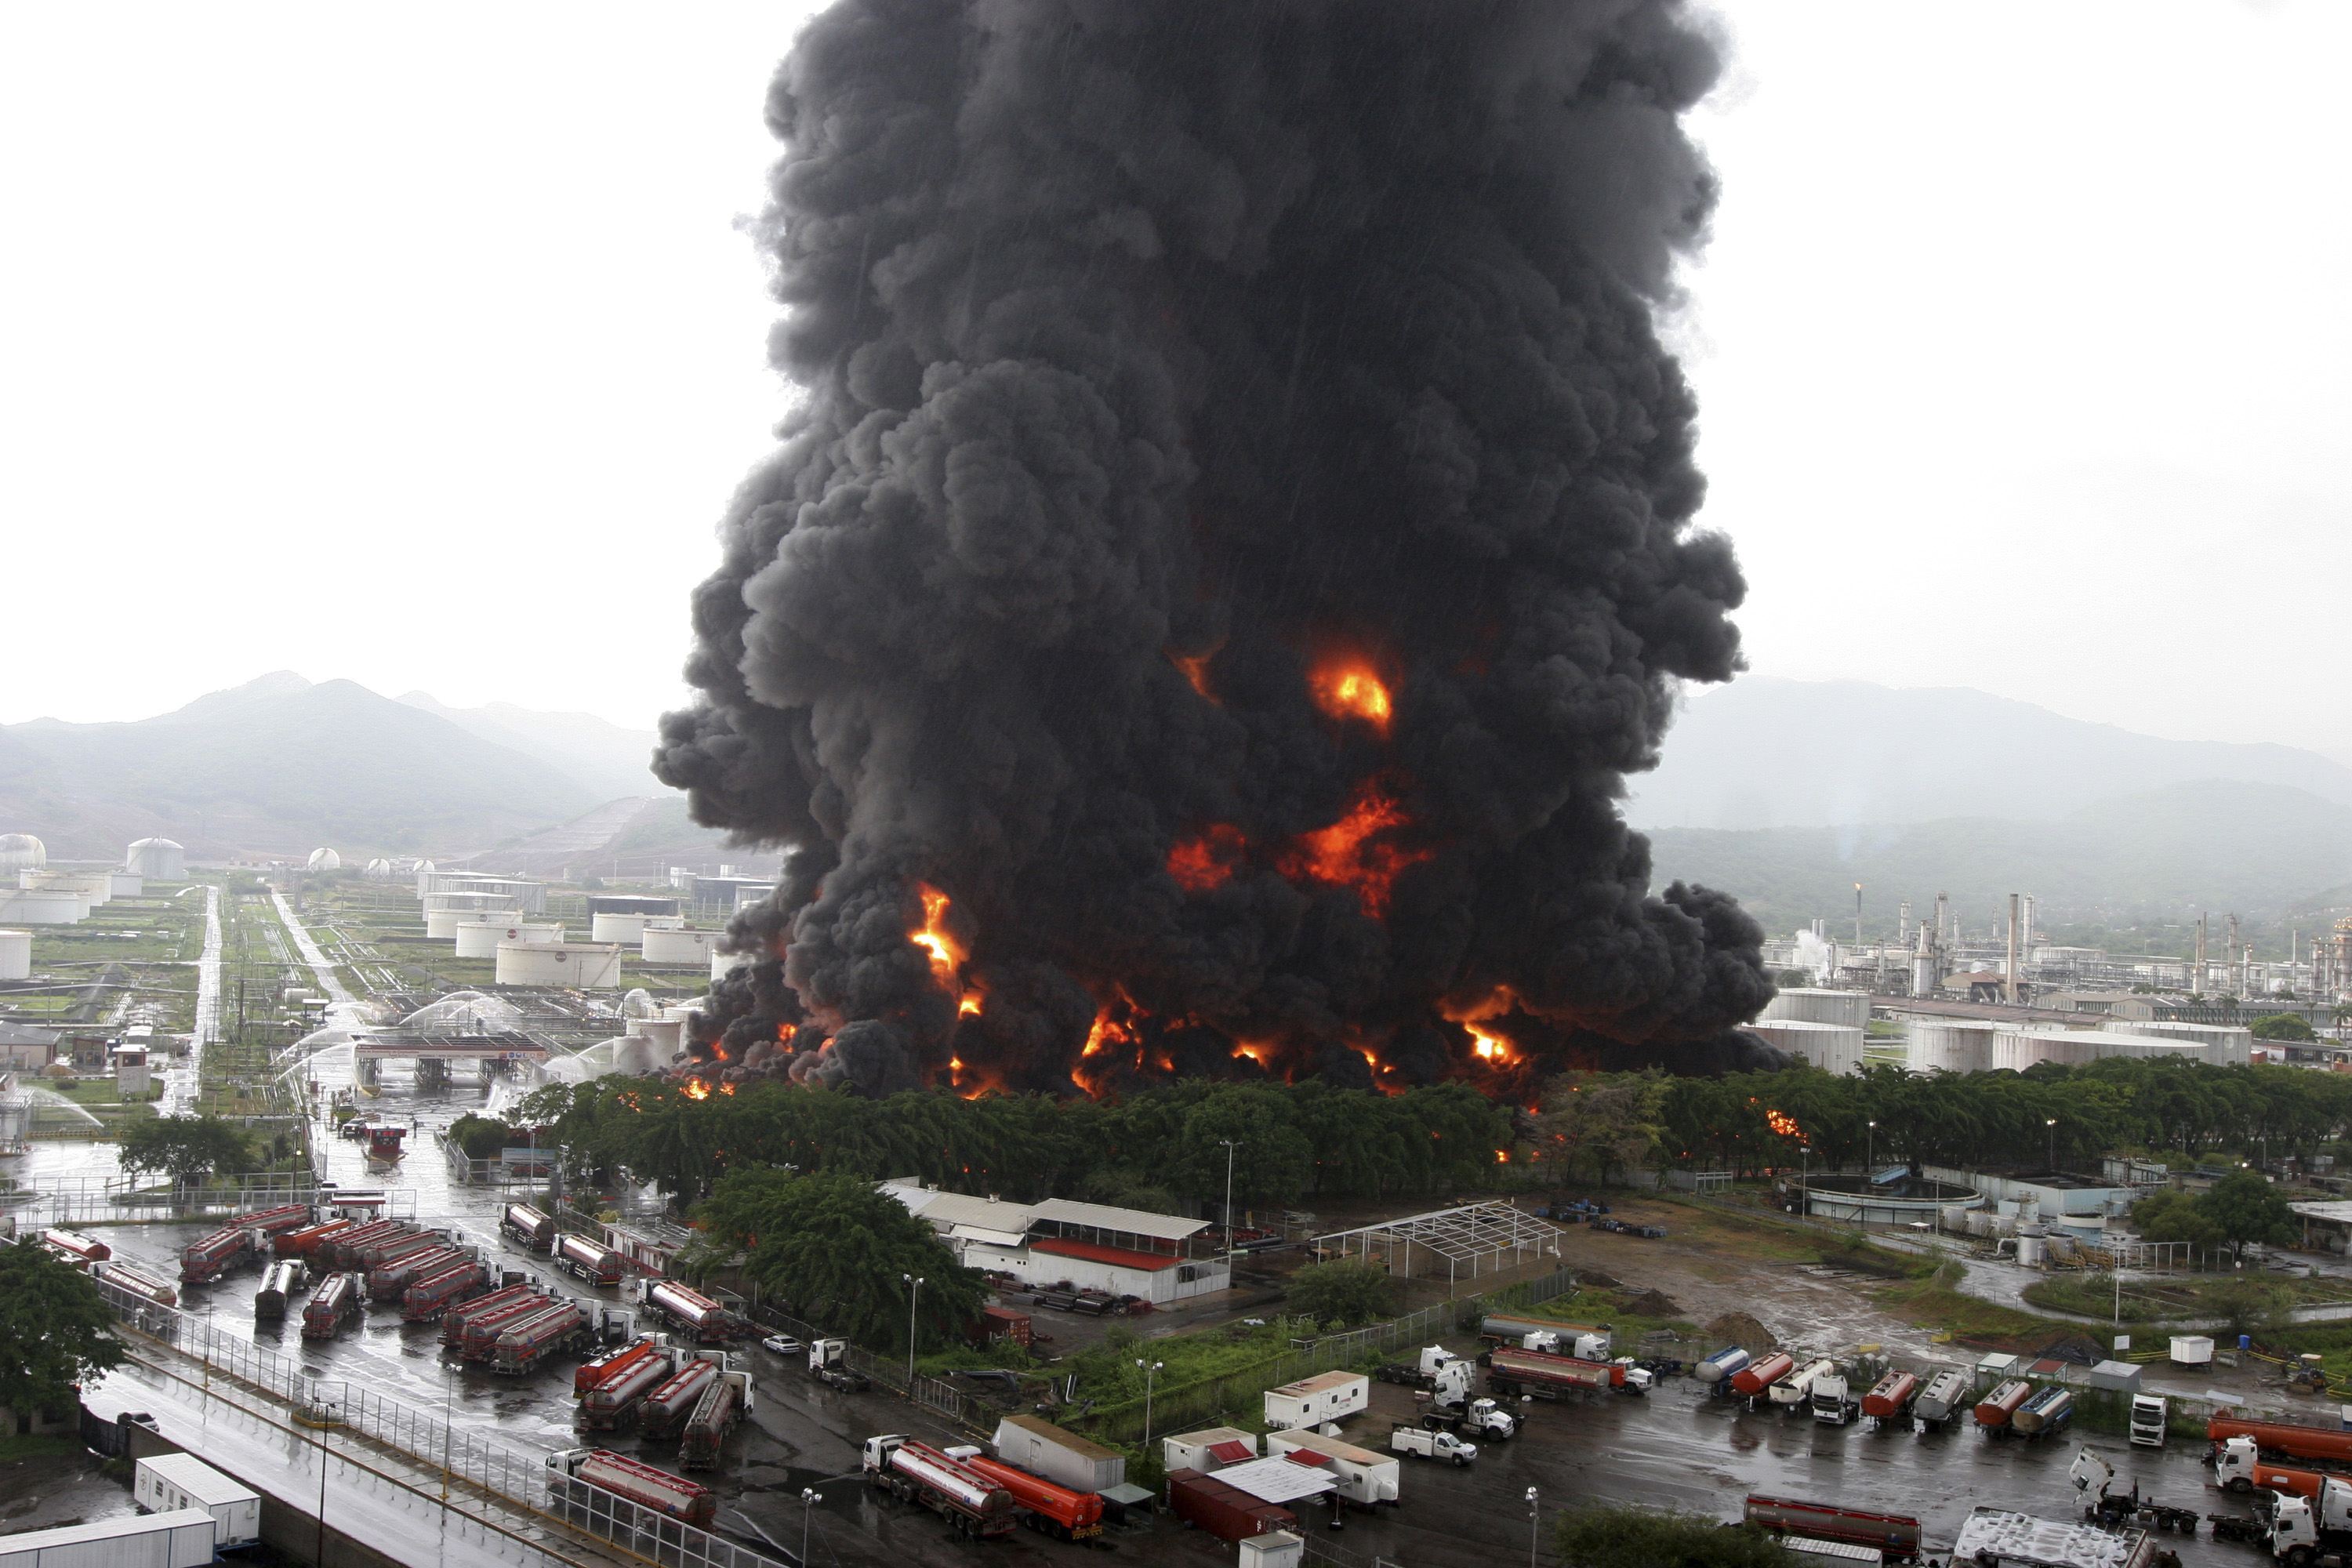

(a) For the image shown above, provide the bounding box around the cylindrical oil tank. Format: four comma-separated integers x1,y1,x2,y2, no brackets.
1731,1352,1795,1397
589,911,668,944
1744,1020,1864,1076
1695,1346,1751,1384
0,891,85,924
1862,1371,1918,1419
1973,1379,2031,1428
1905,1020,2003,1074
1759,988,1870,1029
455,917,562,958
710,948,753,982
0,928,28,982
2012,1387,2072,1436
586,895,681,918
125,837,186,880
641,927,719,966
495,942,624,989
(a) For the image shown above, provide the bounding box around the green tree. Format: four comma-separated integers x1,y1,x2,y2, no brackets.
1536,1072,1668,1185
1283,1260,1396,1329
2129,1189,2223,1258
117,1115,256,1188
2198,1169,2298,1261
695,1170,984,1354
0,1243,123,1422
447,1114,512,1161
1556,1505,1797,1568
2252,1014,2317,1042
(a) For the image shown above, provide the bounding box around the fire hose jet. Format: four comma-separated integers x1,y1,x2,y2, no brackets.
659,0,1777,1097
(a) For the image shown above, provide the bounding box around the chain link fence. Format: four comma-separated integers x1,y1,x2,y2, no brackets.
90,1274,786,1568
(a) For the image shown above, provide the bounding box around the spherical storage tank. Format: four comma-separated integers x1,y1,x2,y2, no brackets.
124,837,186,880
365,857,394,880
0,835,46,875
0,929,29,982
306,848,342,872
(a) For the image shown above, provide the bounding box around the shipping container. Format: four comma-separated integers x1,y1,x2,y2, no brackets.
1167,1469,1301,1544
1162,1428,1258,1475
134,1454,260,1548
0,1507,216,1568
992,1414,1125,1494
975,1305,1033,1348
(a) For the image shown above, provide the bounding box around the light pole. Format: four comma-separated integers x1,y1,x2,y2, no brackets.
1526,1486,1540,1568
1866,1120,1876,1172
902,1273,924,1388
800,1486,822,1566
314,1400,339,1568
2045,1117,2058,1172
1800,1145,1809,1218
1138,1359,1164,1446
1218,1138,1242,1263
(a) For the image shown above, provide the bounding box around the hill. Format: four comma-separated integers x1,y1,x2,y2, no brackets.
1644,779,2352,933
1628,677,2352,829
397,691,662,802
0,673,598,859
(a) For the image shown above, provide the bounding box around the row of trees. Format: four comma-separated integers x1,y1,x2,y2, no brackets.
511,1077,1514,1206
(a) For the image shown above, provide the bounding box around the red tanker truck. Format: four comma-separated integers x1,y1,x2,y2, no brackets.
863,1435,1017,1539
500,1203,554,1251
457,1292,561,1358
578,1348,677,1432
41,1229,111,1265
275,1218,354,1258
180,1225,256,1285
575,1337,659,1398
554,1233,626,1287
368,1245,463,1302
401,1260,489,1322
645,1280,731,1341
637,1359,720,1441
545,1448,716,1529
960,1450,1104,1540
490,1301,591,1374
301,1272,363,1339
679,1375,747,1472
1862,1371,1918,1426
440,1284,539,1345
1483,1345,1637,1402
1744,1496,1922,1563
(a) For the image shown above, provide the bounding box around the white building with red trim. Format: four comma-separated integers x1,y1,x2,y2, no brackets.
880,1180,1232,1305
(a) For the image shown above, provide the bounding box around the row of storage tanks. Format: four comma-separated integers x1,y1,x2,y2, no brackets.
1745,988,2254,1077
0,865,146,927
415,878,753,989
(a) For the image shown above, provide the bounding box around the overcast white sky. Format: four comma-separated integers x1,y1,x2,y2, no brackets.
3,2,2344,753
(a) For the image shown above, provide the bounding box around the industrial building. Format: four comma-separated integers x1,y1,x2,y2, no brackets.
125,836,187,880
0,1023,56,1070
881,1180,1232,1304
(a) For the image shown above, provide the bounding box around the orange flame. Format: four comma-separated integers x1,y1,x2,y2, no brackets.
1232,1042,1267,1067
775,1022,797,1046
1440,985,1520,1065
718,1082,736,1096
681,1079,711,1102
1168,823,1247,893
1765,1107,1806,1144
911,884,960,985
1494,1149,1510,1164
1171,649,1219,702
1308,658,1393,734
1277,779,1432,918
959,994,983,1017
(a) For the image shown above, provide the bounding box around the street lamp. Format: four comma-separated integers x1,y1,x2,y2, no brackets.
314,1400,340,1568
1526,1486,1541,1568
800,1487,822,1566
2045,1117,2058,1172
1866,1120,1877,1171
1138,1359,1164,1446
1800,1145,1809,1217
902,1274,924,1388
1218,1138,1243,1264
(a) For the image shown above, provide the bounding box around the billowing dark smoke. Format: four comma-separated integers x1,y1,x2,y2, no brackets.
657,0,1774,1097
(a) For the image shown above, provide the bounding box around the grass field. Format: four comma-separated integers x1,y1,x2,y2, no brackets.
2024,1269,2352,1323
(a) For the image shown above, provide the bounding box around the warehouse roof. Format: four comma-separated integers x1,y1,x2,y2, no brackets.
1032,1236,1180,1272
1032,1197,1207,1243
997,1414,1120,1461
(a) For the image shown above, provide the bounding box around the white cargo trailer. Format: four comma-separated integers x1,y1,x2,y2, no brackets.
1163,1426,1258,1475
135,1453,261,1548
990,1414,1125,1493
0,1508,217,1568
1264,1371,1370,1432
1264,1428,1400,1505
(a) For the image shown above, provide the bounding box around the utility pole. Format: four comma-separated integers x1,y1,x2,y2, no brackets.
1218,1139,1243,1265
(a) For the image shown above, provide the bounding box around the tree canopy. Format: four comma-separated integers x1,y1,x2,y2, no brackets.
2199,1169,2298,1261
1283,1260,1396,1329
117,1115,256,1188
2252,1014,2316,1042
0,1243,123,1419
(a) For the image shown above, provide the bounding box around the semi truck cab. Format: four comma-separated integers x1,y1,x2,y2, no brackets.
2129,1395,2167,1448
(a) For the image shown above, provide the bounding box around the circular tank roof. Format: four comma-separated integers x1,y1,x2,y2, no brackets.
307,848,343,871
127,837,183,851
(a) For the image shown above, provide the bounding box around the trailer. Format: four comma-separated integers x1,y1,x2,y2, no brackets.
254,1259,307,1319
1768,1359,1835,1412
440,1283,539,1345
1864,1371,1918,1426
863,1434,1018,1539
956,1448,1104,1539
576,1337,663,1399
1486,1345,1635,1403
1696,1345,1752,1390
275,1218,354,1258
545,1447,716,1530
1744,1496,1923,1563
1266,1428,1401,1506
1266,1370,1370,1430
991,1414,1127,1494
490,1300,591,1374
2014,1387,2075,1441
353,1229,445,1273
1913,1368,1972,1433
301,1271,362,1339
178,1225,254,1285
1479,1315,1611,1358
39,1228,111,1265
2067,1450,2202,1534
368,1244,463,1302
1167,1468,1301,1544
135,1453,261,1548
227,1203,313,1236
2211,1415,2352,1471
401,1259,490,1322
1163,1428,1259,1476
1976,1379,2033,1433
1733,1352,1798,1399
1811,1372,1861,1426
679,1374,747,1472
318,1218,404,1267
1951,1505,2163,1568
98,1261,180,1308
639,1357,720,1439
645,1279,730,1340
501,1203,555,1251
0,1508,218,1568
578,1346,676,1431
456,1292,558,1358
555,1232,626,1287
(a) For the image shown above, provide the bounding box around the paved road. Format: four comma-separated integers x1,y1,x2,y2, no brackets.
274,885,357,1009
159,883,223,1116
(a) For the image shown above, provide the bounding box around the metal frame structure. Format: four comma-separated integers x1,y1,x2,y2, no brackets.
1309,1201,1568,1293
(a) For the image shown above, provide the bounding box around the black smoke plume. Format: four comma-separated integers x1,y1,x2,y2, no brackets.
658,0,1774,1096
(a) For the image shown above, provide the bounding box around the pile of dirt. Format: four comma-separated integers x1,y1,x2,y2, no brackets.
2036,1334,2107,1367
1576,1270,1622,1290
1622,1288,1682,1319
1704,1312,1777,1351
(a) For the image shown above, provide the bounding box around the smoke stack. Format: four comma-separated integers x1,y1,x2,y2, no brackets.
2195,914,2208,995
2005,893,2021,1004
655,0,1770,1095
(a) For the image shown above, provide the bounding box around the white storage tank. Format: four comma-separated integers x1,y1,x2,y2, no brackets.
586,894,682,918
495,942,624,989
108,872,143,898
1745,1019,1865,1076
590,910,667,944
124,837,186,880
1759,987,1871,1029
426,904,522,939
0,834,45,874
134,1453,261,1548
0,1508,218,1567
1904,1018,2005,1074
25,870,111,907
711,947,754,982
0,929,27,982
306,847,342,872
2103,1018,2255,1069
0,890,86,925
641,926,720,966
454,917,563,959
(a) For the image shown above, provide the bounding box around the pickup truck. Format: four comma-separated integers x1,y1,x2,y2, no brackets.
1390,1425,1479,1466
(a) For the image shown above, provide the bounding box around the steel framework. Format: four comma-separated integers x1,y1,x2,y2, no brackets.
1310,1201,1568,1292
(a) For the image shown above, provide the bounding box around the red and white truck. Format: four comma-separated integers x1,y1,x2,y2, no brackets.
863,1435,1017,1539
577,1347,677,1432
1744,1496,1922,1563
555,1233,626,1287
500,1203,554,1251
318,1219,404,1267
679,1374,750,1472
545,1448,716,1530
490,1300,591,1374
400,1260,489,1322
644,1280,730,1341
575,1337,662,1399
301,1272,363,1339
180,1225,256,1285
98,1262,180,1308
954,1447,1102,1539
40,1228,111,1265
228,1203,314,1236
274,1218,354,1258
368,1245,463,1302
440,1284,539,1346
1484,1345,1642,1401
637,1358,720,1441
458,1293,562,1359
